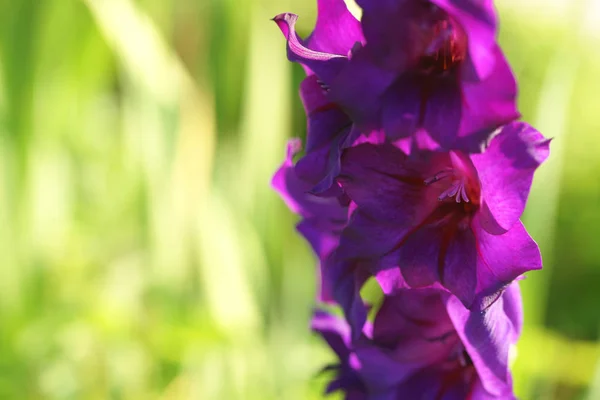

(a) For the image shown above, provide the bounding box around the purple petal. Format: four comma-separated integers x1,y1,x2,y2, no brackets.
471,122,550,234
297,221,339,303
355,0,434,71
430,0,498,81
445,293,514,397
441,228,478,308
456,46,520,151
381,72,423,140
312,310,353,361
327,259,370,339
471,217,542,310
373,290,457,362
273,13,348,83
297,127,360,195
396,225,444,289
470,379,517,400
300,72,353,154
421,76,463,150
337,143,440,224
271,139,304,214
501,282,523,339
354,344,421,395
272,141,347,222
329,47,397,130
307,0,365,55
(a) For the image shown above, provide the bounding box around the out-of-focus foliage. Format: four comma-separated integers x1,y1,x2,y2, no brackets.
0,0,598,399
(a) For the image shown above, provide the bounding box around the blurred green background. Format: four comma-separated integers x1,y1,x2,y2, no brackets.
0,0,598,398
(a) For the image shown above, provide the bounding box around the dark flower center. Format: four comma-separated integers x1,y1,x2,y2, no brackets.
417,18,466,76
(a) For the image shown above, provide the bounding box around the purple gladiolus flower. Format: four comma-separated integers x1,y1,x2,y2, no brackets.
273,0,369,193
332,122,549,316
274,0,519,152
312,282,523,399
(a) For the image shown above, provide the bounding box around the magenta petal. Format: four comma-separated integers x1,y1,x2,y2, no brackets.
446,291,515,397
307,0,365,55
273,13,347,83
472,216,542,310
471,122,550,234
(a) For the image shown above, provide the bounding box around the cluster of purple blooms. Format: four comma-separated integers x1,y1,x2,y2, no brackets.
272,0,550,398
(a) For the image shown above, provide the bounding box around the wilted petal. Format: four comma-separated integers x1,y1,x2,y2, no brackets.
471,122,550,234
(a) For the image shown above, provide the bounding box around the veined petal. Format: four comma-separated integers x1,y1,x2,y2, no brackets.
471,122,550,234
273,13,348,83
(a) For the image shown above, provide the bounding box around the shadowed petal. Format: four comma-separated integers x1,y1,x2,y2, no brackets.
381,72,423,140
422,76,463,150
